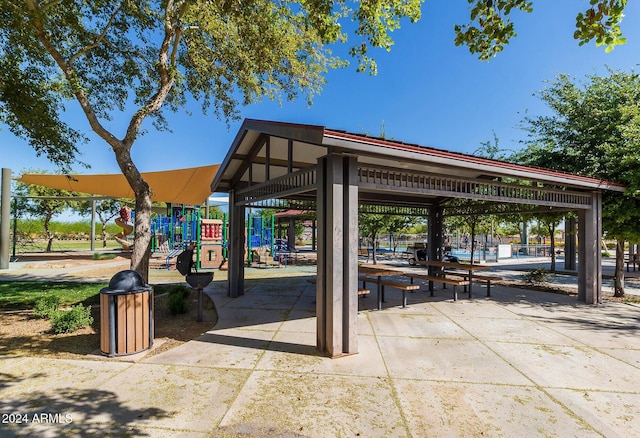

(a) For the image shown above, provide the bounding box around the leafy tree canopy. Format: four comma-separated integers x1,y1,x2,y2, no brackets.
513,68,640,243
1,0,423,168
455,0,628,60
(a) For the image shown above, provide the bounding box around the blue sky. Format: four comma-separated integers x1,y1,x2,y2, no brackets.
3,2,640,178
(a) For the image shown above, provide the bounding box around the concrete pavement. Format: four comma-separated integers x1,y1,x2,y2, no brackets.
2,263,640,437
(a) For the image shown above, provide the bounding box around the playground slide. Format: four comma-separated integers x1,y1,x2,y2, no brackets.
114,217,134,250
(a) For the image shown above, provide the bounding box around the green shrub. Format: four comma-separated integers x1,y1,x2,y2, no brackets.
168,285,191,315
50,305,94,334
33,295,61,319
168,284,191,299
523,268,549,284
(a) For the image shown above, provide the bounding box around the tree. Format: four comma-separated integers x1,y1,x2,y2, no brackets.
445,204,492,265
455,0,627,60
533,212,564,272
474,130,509,160
359,214,398,264
493,218,521,243
15,175,76,252
514,69,640,296
73,199,124,248
386,215,416,255
1,1,631,281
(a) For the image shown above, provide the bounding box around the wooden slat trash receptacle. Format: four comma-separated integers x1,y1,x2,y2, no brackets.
100,270,154,357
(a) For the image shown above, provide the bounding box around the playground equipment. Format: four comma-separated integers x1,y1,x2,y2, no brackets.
247,213,278,266
108,204,294,270
199,218,224,268
108,204,299,270
151,204,227,270
114,206,134,250
246,212,303,267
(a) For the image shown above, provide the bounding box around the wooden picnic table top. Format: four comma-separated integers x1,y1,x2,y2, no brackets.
358,265,400,276
416,260,491,271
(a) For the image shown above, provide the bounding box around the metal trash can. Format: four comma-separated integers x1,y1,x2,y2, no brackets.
100,270,154,357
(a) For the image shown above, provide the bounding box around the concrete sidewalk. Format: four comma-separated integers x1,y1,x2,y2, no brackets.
2,270,640,437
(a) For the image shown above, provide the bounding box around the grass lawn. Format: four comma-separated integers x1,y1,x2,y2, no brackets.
0,281,107,311
52,240,124,251
15,239,124,253
0,281,175,311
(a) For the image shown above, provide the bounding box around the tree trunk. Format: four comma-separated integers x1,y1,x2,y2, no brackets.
131,193,152,283
113,144,152,283
44,212,53,252
470,222,477,265
614,240,625,297
371,232,378,265
101,222,107,247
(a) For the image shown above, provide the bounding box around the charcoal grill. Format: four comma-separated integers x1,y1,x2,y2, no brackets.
176,247,213,322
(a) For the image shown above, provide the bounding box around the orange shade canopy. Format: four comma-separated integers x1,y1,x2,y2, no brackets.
17,165,220,206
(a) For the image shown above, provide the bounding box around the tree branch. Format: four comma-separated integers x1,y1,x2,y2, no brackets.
123,1,188,146
24,0,123,149
39,0,63,10
69,2,126,65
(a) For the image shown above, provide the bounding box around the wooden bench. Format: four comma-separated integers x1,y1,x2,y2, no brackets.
403,272,469,301
306,278,370,296
443,271,502,297
358,275,377,285
380,279,420,308
463,274,501,297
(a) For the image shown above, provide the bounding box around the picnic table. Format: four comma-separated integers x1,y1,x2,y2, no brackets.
359,265,400,310
416,260,491,299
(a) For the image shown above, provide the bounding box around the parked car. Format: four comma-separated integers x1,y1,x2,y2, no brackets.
408,248,459,265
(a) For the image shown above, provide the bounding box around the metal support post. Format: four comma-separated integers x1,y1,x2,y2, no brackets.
1,168,11,269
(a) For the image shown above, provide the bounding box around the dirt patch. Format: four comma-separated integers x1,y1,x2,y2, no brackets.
20,256,128,270
495,279,579,296
0,290,217,361
17,250,128,262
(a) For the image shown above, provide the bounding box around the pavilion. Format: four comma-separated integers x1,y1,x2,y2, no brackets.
211,119,624,358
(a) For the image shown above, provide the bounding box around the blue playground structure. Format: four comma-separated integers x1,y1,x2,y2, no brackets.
148,207,285,269
247,213,284,266
151,204,226,270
